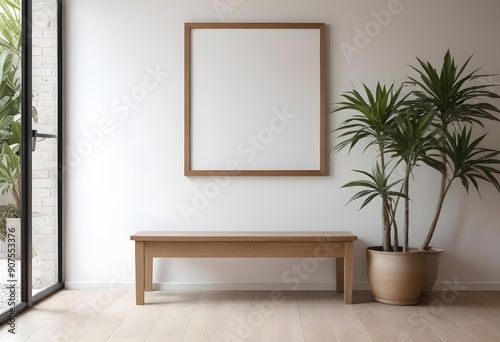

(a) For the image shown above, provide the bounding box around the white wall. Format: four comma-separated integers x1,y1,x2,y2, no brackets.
64,0,500,291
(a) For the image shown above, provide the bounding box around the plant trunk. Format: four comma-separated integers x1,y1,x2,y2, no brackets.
382,201,391,251
379,146,391,252
403,162,411,252
392,209,399,252
422,158,450,250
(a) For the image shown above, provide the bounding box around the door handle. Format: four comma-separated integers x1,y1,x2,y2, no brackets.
32,129,57,151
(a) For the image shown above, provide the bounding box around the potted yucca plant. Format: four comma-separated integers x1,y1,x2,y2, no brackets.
333,50,500,304
408,51,500,293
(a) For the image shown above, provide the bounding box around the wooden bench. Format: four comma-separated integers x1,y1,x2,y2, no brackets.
130,231,357,305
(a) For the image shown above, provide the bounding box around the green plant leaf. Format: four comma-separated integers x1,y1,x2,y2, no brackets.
342,164,405,211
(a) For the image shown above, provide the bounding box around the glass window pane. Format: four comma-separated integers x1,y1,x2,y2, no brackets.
32,0,58,294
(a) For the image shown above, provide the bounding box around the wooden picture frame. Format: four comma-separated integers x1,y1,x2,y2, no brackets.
185,22,326,176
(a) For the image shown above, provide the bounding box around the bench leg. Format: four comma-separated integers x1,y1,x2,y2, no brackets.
336,258,344,293
145,257,153,292
135,241,145,305
344,241,354,304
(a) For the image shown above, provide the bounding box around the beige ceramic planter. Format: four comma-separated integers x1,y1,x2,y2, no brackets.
421,247,444,295
366,247,424,305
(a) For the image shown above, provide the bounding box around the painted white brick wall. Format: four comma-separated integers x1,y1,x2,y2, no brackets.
32,0,58,290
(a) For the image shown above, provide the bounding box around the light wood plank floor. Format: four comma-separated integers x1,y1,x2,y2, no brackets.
1,290,499,341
